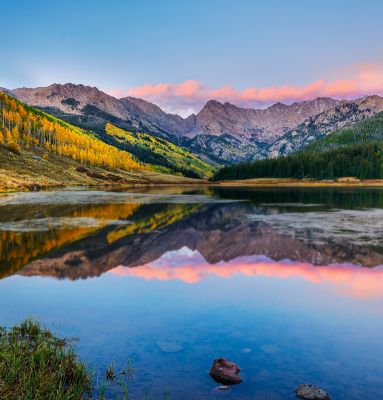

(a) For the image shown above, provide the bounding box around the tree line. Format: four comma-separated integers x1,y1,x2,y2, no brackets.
213,144,383,180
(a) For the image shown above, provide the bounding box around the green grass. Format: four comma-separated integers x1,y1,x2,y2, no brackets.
105,123,215,179
0,319,91,400
0,319,171,400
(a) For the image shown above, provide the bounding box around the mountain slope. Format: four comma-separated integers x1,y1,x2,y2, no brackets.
12,84,188,139
267,96,383,157
214,112,383,181
303,111,383,152
0,91,142,171
104,123,214,178
0,92,205,190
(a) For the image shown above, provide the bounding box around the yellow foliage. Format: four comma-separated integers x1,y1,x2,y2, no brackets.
0,92,145,171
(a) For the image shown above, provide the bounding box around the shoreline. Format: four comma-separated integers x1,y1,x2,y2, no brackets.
2,178,383,193
213,178,383,187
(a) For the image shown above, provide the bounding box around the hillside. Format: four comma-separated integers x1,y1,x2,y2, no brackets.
213,113,383,181
0,92,205,190
303,112,383,152
0,144,203,192
266,96,383,158
104,123,214,178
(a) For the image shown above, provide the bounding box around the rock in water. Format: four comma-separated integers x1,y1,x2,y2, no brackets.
209,358,242,385
295,384,331,400
155,340,183,353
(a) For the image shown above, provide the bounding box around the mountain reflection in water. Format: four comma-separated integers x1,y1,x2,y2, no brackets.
0,187,381,284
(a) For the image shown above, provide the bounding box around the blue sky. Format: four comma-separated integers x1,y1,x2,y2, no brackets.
2,0,383,114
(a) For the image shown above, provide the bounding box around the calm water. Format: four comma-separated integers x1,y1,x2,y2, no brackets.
0,186,383,399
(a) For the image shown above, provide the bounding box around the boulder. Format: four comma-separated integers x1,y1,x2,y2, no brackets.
295,384,331,400
209,358,242,385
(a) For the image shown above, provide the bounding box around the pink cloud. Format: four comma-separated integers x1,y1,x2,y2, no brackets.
107,62,383,116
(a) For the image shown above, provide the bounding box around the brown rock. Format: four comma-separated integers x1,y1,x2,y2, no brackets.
295,384,331,400
209,358,242,385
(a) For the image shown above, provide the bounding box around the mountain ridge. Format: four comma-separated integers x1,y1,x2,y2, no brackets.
7,83,383,165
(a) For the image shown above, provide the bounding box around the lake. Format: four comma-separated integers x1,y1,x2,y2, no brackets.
0,186,382,399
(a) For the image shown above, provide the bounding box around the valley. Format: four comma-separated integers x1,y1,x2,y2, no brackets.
9,83,383,166
2,84,383,189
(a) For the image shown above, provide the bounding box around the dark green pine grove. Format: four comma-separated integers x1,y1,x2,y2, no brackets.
213,112,383,181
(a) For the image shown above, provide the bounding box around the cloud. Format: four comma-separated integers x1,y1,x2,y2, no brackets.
107,62,383,116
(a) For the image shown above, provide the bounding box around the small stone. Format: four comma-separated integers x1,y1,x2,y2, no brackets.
209,358,242,385
217,385,230,391
295,384,331,400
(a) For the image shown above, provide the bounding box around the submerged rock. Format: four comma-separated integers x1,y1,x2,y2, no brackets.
295,384,331,400
209,358,242,385
155,340,183,353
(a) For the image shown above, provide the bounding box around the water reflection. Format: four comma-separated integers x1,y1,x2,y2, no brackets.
110,248,383,299
1,188,383,281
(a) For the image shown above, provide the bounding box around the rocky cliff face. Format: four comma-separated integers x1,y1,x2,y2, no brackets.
8,84,383,165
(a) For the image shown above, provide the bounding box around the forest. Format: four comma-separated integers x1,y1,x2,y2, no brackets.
213,113,383,181
0,92,143,171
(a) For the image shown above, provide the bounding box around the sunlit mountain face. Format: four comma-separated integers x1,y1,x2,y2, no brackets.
1,187,383,399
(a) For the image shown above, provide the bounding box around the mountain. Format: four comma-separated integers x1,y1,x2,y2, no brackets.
213,111,383,181
10,83,383,165
12,84,190,139
188,97,340,140
13,84,339,142
267,95,383,158
0,91,210,191
171,97,342,165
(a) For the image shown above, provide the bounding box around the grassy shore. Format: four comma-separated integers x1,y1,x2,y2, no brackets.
0,319,139,400
0,319,92,400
